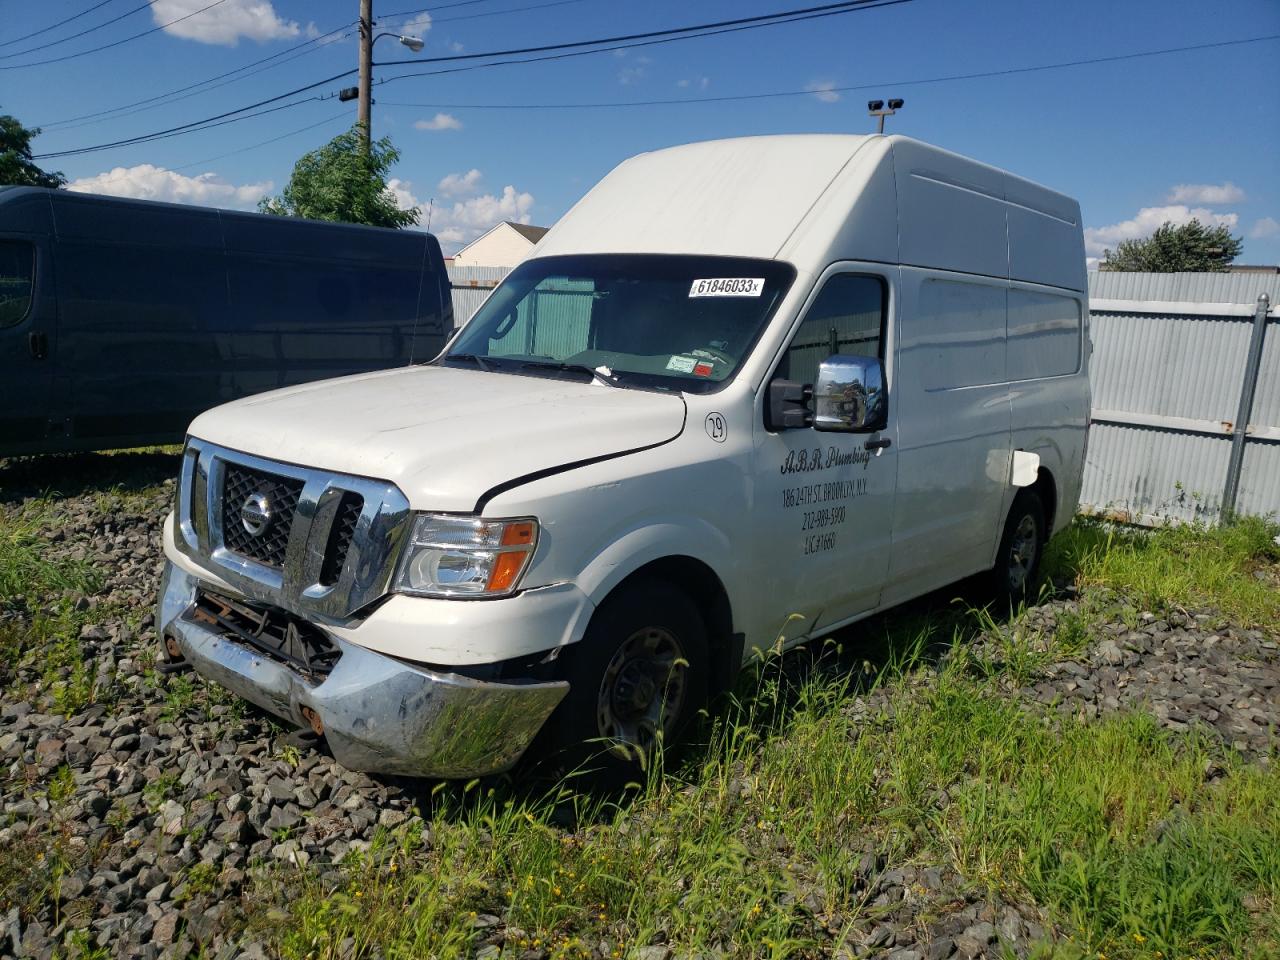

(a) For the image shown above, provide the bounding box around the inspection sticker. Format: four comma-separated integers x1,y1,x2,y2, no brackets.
689,277,764,297
666,355,697,373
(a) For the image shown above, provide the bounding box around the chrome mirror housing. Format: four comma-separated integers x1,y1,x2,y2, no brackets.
813,354,887,432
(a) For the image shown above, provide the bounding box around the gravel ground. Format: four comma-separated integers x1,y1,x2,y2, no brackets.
0,467,1276,959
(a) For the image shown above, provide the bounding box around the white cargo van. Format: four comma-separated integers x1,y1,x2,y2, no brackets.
157,135,1089,778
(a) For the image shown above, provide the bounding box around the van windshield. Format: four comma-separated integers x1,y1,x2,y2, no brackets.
442,254,795,393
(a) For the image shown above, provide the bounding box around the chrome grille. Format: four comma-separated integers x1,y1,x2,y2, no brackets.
175,439,411,626
320,492,363,586
221,465,304,568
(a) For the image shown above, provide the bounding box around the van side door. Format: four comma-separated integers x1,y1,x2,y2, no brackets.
752,268,897,648
0,235,55,450
884,269,1012,605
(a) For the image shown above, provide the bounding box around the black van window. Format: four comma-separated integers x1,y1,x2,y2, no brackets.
0,241,35,329
777,274,884,386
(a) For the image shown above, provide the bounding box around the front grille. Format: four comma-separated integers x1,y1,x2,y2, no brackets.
221,465,304,568
319,492,363,586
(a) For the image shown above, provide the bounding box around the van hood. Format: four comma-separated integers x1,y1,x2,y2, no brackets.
187,365,687,511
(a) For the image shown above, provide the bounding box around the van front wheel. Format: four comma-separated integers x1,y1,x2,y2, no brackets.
539,579,708,779
991,489,1046,605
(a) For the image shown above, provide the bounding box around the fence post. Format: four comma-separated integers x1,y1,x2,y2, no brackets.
1221,292,1273,521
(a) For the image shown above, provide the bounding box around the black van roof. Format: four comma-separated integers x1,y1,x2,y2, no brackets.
0,186,440,264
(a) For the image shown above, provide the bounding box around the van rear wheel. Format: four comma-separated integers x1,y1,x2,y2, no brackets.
537,579,708,781
990,489,1046,606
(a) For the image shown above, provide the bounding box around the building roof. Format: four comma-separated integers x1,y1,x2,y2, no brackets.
505,221,549,243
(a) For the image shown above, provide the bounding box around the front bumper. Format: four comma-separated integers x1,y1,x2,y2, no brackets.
157,561,569,778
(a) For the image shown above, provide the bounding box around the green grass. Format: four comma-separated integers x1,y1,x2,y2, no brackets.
252,656,1278,960
239,517,1280,960
0,501,99,603
1044,516,1280,627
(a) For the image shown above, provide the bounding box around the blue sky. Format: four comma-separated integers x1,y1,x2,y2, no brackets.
5,0,1279,260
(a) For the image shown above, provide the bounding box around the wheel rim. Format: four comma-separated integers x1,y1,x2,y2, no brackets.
1007,513,1039,589
596,626,688,757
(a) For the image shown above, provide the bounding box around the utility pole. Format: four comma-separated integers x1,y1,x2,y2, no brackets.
358,0,374,153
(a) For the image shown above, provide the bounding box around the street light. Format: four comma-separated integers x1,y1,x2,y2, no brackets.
356,0,427,151
376,32,424,52
867,97,904,134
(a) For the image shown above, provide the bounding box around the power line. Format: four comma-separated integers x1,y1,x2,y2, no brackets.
40,25,355,130
35,75,343,159
0,0,127,50
379,0,521,19
378,34,1280,111
171,110,352,173
34,0,903,158
0,0,152,59
374,0,896,71
37,0,595,131
0,0,228,70
374,0,910,83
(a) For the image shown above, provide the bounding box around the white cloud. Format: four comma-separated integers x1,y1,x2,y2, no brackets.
437,168,483,198
617,55,651,86
1167,182,1245,205
806,80,841,103
1248,216,1280,240
385,177,421,215
677,76,710,90
149,0,309,45
390,172,536,253
414,113,462,131
397,12,432,40
1084,204,1239,259
67,164,272,210
433,186,535,251
448,40,464,53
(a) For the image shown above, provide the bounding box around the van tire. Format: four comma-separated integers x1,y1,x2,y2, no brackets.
536,578,708,783
990,489,1046,607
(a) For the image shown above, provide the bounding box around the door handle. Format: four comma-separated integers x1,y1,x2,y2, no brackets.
28,332,48,360
864,437,892,451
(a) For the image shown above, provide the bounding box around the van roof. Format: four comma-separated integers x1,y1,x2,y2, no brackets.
0,185,442,265
532,134,1086,292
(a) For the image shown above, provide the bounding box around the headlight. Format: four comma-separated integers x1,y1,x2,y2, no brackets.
394,514,538,598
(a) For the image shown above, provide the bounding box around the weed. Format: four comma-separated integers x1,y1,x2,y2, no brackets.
45,765,76,808
142,773,180,812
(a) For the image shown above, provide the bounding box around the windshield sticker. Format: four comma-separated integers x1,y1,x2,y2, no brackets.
693,361,714,377
666,355,697,373
689,277,765,297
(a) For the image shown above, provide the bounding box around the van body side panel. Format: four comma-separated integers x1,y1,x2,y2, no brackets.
884,269,1012,605
1006,285,1090,535
0,190,57,450
221,214,423,392
50,193,231,443
891,139,1009,281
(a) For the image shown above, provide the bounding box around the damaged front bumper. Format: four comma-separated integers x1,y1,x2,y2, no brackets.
156,561,569,778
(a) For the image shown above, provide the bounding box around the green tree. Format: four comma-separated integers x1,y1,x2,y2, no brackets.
0,114,66,189
259,125,418,228
1102,219,1244,272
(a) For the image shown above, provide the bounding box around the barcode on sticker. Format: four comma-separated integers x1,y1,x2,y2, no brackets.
689,278,764,297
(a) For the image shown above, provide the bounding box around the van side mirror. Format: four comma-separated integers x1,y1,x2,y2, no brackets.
813,355,886,432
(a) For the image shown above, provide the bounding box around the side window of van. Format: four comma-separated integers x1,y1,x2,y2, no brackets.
0,241,35,329
777,273,883,386
1006,289,1081,379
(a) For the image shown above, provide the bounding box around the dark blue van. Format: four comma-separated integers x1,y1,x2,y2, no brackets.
0,186,451,456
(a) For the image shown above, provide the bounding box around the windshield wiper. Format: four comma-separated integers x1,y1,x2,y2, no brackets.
445,352,492,371
519,360,620,387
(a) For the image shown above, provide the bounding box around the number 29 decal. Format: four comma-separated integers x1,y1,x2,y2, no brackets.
705,412,727,443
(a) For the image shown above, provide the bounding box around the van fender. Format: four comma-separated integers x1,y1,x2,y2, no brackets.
571,516,739,612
